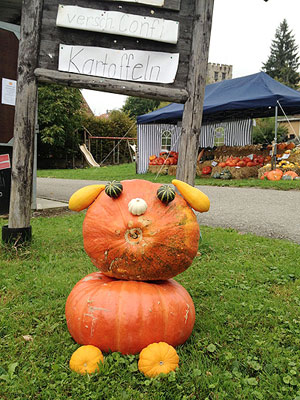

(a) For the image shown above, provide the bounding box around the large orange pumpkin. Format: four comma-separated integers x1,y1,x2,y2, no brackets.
283,171,298,179
83,180,200,281
266,169,283,181
65,272,195,355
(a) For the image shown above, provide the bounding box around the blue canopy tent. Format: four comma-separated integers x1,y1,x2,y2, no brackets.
137,72,300,124
136,72,300,173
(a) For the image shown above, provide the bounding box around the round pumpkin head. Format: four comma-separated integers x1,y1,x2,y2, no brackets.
267,169,283,181
82,179,200,281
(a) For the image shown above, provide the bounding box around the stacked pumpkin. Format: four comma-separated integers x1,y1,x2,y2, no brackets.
67,179,210,356
149,151,179,166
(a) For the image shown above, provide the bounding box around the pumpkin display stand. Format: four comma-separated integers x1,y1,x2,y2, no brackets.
213,145,270,160
148,165,177,176
211,165,260,179
196,145,270,179
168,165,177,176
66,179,210,355
148,165,169,175
196,161,214,178
258,165,300,179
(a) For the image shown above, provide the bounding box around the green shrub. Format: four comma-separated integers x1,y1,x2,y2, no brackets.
253,117,288,144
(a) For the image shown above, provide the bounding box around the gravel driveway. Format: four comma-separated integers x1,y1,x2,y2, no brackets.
37,178,300,244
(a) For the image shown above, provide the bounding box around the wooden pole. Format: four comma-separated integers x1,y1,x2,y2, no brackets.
176,0,214,185
2,0,44,243
35,68,189,104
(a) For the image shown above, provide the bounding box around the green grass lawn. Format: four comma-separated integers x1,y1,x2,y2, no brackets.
37,163,300,190
0,213,299,399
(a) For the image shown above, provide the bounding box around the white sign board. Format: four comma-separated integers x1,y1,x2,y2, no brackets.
1,78,17,106
58,44,179,83
56,5,179,44
110,0,165,6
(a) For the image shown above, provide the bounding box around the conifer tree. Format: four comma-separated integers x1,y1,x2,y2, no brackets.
262,19,300,89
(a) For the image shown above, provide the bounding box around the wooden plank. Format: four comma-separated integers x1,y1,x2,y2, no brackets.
35,67,188,102
176,0,214,185
38,0,194,90
105,0,181,11
57,44,180,84
56,5,179,44
8,0,44,231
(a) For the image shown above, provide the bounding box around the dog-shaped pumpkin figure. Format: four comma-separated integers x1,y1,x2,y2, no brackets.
69,179,209,281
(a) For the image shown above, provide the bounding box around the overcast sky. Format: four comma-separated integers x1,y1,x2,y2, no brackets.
82,0,300,116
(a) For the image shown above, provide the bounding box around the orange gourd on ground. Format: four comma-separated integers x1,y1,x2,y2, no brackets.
138,342,179,377
83,180,200,281
69,345,104,374
283,171,298,179
260,171,269,180
65,272,195,355
267,169,283,181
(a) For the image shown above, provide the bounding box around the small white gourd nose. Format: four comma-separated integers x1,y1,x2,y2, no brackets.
128,198,148,216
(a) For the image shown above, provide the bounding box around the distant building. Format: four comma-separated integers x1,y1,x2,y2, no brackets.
278,115,300,140
80,97,94,116
97,112,110,119
207,63,233,84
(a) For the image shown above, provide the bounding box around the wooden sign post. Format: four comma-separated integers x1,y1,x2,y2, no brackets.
2,0,43,243
177,0,214,184
3,0,214,243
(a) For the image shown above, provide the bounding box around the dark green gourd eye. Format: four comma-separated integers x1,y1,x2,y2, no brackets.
157,185,176,204
105,181,123,198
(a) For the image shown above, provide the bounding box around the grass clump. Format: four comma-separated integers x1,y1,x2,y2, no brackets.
0,215,299,399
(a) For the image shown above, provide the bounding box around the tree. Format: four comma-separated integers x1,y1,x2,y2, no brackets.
252,117,288,144
122,96,160,119
262,19,300,89
38,84,83,160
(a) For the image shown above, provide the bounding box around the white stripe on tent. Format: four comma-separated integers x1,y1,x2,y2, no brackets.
137,119,253,173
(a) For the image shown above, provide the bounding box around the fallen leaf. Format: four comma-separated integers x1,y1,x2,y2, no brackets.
22,335,33,342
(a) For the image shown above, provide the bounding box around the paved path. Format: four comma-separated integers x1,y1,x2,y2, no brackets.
37,178,300,244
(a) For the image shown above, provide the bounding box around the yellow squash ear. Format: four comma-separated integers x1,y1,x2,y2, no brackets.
172,179,210,213
69,184,106,212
